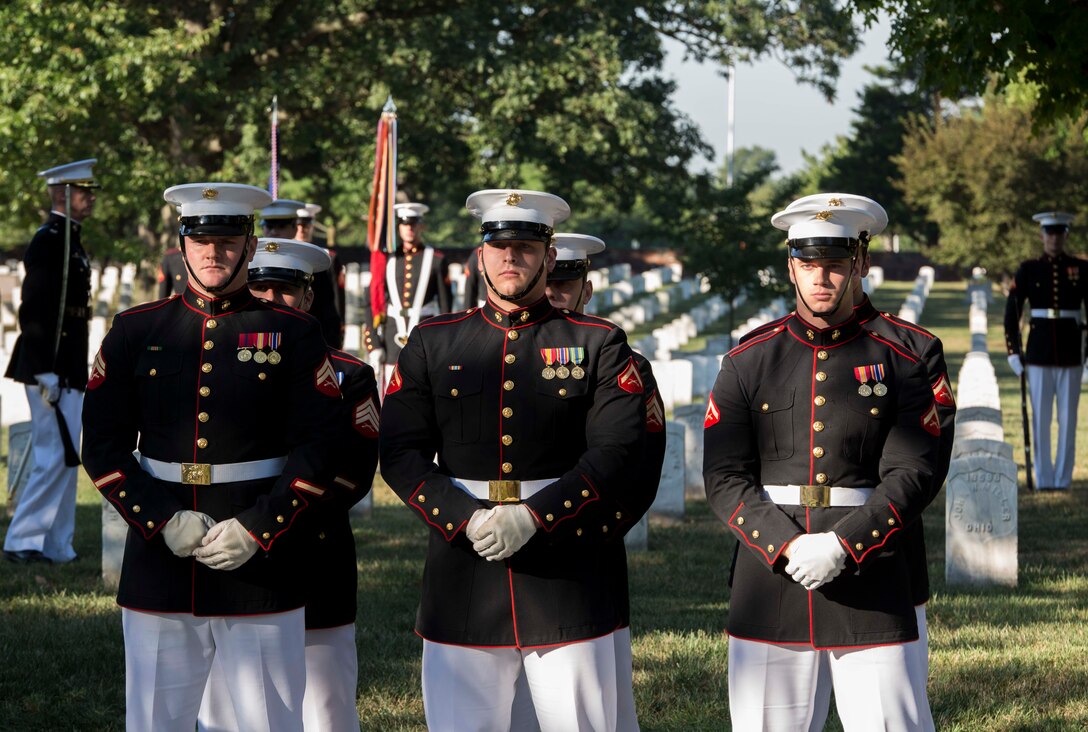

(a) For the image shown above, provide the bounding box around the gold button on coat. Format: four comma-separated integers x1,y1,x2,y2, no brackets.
887,518,896,526
546,514,554,522
199,386,211,397
276,515,284,523
119,491,126,498
263,532,271,539
450,388,459,397
203,340,214,350
503,380,514,391
418,495,426,503
146,521,154,529
817,350,828,360
432,508,439,516
149,368,158,376
202,363,213,373
258,373,267,380
870,407,880,416
576,528,583,536
816,473,827,484
559,388,567,396
736,516,745,525
814,396,826,407
505,354,516,364
761,403,769,411
752,530,760,539
207,320,217,328
508,330,519,341
581,489,590,497
815,371,827,382
198,412,209,423
813,421,825,432
813,446,825,458
446,523,454,531
767,544,775,553
501,435,513,445
872,530,880,538
502,407,513,418
502,462,513,473
855,543,864,551
133,505,141,513
197,438,208,448
563,500,572,508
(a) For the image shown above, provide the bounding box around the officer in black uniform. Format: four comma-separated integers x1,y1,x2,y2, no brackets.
1003,211,1087,490
296,201,347,349
82,183,344,732
462,245,488,308
199,237,380,731
3,159,97,565
157,246,187,298
362,202,452,385
704,196,940,730
379,189,650,732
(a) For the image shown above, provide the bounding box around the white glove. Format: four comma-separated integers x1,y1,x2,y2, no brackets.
466,507,496,543
193,518,258,570
1007,354,1024,377
161,510,216,557
34,372,60,406
367,348,386,374
471,504,538,562
785,532,847,591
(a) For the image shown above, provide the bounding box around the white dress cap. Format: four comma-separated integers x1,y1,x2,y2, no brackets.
785,193,888,237
258,199,307,221
250,238,332,276
772,201,879,241
297,203,323,219
164,183,273,218
38,158,98,187
553,233,606,262
1032,211,1075,228
465,189,571,230
394,202,430,221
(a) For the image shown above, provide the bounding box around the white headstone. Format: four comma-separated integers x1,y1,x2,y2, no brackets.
945,455,1018,586
624,513,648,552
102,499,128,590
650,421,685,518
5,421,33,517
673,403,707,498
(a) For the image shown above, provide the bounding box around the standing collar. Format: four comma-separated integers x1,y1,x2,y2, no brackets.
48,211,81,229
481,294,554,328
785,311,862,347
853,294,878,324
182,284,252,316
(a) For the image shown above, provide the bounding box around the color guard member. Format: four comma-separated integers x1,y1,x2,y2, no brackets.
1003,211,1087,490
82,183,343,732
379,190,650,731
704,196,940,730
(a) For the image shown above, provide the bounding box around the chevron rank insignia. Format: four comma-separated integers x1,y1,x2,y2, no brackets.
617,358,644,394
704,394,721,428
314,357,341,397
645,391,665,433
88,349,107,390
931,373,955,407
354,396,380,438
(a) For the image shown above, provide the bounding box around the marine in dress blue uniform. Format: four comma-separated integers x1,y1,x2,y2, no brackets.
3,159,97,565
379,190,650,732
1003,211,1087,490
82,184,344,732
704,196,941,730
158,246,187,298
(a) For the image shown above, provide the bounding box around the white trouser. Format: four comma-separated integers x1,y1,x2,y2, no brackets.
807,605,932,731
199,624,359,732
3,386,81,562
509,626,640,732
1026,364,1082,489
124,607,305,732
422,635,617,732
728,632,934,732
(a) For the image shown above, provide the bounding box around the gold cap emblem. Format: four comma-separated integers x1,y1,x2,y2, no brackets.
266,242,279,252
202,188,218,200
828,198,843,206
505,192,523,206
815,210,833,221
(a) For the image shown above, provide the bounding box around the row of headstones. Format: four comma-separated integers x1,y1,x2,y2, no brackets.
945,277,1017,586
897,266,935,324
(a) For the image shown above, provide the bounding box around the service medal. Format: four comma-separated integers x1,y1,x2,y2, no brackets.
540,347,557,380
570,347,586,381
254,351,268,364
873,382,888,397
556,365,570,379
267,350,282,365
571,366,585,379
237,349,253,363
542,367,556,380
858,384,872,397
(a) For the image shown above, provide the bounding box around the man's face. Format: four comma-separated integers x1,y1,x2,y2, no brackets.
53,185,96,220
263,221,296,239
398,220,423,249
295,220,315,242
479,239,555,305
183,235,255,295
545,277,592,312
249,279,312,310
788,255,857,321
1041,227,1068,257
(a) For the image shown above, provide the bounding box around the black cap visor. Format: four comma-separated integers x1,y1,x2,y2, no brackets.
248,266,313,287
1043,224,1070,235
548,259,589,281
481,220,553,244
789,237,859,260
180,215,253,237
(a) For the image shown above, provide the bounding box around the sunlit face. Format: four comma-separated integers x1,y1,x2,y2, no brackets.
398,220,423,249
545,277,593,313
183,235,255,296
479,239,556,308
249,279,312,310
52,185,97,221
788,255,858,322
1041,227,1068,257
295,220,315,242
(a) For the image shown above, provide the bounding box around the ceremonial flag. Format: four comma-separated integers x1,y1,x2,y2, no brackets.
269,96,280,199
367,96,398,320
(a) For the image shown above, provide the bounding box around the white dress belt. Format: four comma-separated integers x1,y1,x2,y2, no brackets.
1030,308,1082,322
451,478,557,501
762,484,874,507
136,451,287,484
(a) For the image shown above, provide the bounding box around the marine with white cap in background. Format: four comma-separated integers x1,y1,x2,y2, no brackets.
3,159,98,565
82,183,344,731
379,189,650,732
1003,211,1087,490
198,237,379,732
704,195,940,730
295,201,347,349
362,201,452,386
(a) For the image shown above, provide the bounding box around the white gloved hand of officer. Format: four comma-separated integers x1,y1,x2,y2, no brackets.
162,510,216,557
466,507,496,544
785,532,847,591
34,372,60,406
1007,354,1024,377
471,504,539,562
367,348,386,374
193,518,259,570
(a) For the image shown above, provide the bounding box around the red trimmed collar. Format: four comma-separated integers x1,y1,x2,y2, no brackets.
182,284,252,316
481,295,555,329
785,311,861,347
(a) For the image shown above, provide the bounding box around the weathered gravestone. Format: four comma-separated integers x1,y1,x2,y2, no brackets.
945,455,1018,586
951,438,1014,461
5,420,32,518
624,513,648,552
102,497,128,590
673,403,707,499
650,421,685,518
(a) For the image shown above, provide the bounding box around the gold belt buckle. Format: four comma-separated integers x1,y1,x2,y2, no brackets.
799,485,831,508
489,480,521,503
1047,308,1059,318
181,463,211,485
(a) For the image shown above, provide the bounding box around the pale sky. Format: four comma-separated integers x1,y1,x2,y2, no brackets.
663,17,892,176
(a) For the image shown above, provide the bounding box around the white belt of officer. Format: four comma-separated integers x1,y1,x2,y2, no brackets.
451,478,557,501
136,451,287,484
386,246,436,340
1030,308,1082,322
761,484,873,507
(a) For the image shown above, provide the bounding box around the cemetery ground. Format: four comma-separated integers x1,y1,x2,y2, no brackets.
1,280,1086,731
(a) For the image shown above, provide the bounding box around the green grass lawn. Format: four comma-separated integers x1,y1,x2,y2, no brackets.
2,279,1086,730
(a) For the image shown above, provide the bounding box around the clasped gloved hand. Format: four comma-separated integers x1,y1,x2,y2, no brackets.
785,532,847,591
1007,354,1024,377
162,510,216,557
193,518,258,570
34,372,60,406
470,504,538,562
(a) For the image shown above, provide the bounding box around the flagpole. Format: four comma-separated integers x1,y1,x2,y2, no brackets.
270,95,279,199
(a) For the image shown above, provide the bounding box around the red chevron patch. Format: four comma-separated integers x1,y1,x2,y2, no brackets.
88,349,107,390
645,391,664,433
385,364,403,396
921,402,941,436
354,396,380,438
931,373,955,408
704,394,721,428
617,358,644,394
314,357,341,397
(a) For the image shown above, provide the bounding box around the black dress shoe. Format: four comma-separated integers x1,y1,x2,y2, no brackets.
3,549,53,564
